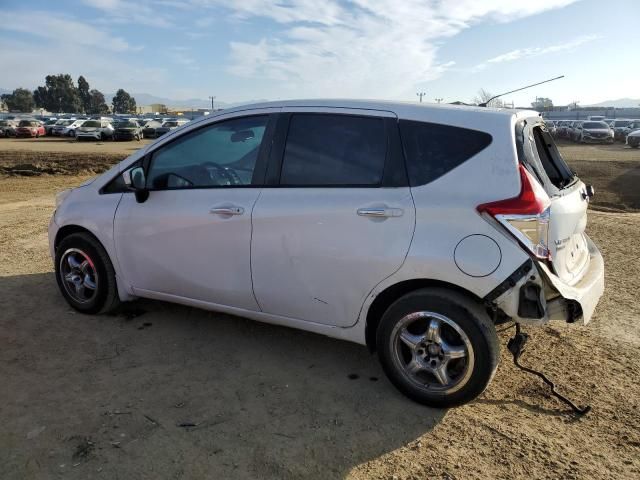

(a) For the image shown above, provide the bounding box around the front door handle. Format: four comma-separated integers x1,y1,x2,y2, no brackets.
357,207,404,218
210,206,244,216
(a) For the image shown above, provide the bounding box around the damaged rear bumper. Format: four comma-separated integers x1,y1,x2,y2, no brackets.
485,235,604,325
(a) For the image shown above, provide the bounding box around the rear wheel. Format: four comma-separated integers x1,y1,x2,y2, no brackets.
55,233,120,314
377,288,499,407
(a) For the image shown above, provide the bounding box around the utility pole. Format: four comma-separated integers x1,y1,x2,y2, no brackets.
571,100,580,119
209,95,216,111
435,97,443,104
416,92,426,103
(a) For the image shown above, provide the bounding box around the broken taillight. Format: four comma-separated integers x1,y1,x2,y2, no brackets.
477,165,551,260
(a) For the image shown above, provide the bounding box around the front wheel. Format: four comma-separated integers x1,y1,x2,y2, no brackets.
377,288,499,407
55,232,121,314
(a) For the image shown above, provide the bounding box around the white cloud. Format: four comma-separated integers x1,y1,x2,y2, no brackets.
216,0,580,98
0,38,167,95
484,34,601,65
81,0,173,27
0,11,140,52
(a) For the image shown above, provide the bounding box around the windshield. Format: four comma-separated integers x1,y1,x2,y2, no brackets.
163,121,178,127
119,122,138,128
18,120,36,127
83,121,101,127
145,121,162,128
583,122,609,129
614,120,631,127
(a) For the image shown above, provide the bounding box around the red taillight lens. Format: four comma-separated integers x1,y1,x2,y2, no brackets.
477,165,551,260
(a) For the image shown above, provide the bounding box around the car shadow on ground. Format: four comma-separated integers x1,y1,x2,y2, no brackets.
0,273,445,479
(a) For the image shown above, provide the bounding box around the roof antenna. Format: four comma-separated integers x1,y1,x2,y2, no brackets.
478,75,565,107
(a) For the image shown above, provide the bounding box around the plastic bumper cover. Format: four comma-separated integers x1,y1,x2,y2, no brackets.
536,235,604,325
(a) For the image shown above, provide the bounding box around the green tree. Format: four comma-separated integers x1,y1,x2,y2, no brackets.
77,75,91,113
33,74,81,112
87,89,110,114
531,97,554,111
1,88,35,112
111,89,137,114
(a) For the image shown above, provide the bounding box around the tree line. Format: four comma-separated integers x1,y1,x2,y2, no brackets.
1,75,137,114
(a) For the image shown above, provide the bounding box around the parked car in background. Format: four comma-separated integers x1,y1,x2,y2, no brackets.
44,119,59,136
621,120,640,138
154,119,190,137
544,120,557,136
15,120,46,138
0,119,18,137
113,120,143,141
556,120,572,139
587,115,605,121
627,129,640,148
49,100,604,408
610,120,632,140
567,121,582,141
76,120,115,141
142,120,163,138
51,119,75,136
575,121,614,144
62,119,88,137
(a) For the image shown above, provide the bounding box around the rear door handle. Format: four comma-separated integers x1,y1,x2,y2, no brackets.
357,207,404,218
210,206,244,216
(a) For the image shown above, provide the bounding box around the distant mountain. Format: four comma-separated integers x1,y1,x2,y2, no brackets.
586,98,640,108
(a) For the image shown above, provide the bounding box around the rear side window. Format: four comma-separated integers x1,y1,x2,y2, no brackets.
399,120,492,187
280,114,386,186
530,125,574,189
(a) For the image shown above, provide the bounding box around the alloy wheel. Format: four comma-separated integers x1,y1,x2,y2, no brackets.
390,311,474,394
59,248,98,304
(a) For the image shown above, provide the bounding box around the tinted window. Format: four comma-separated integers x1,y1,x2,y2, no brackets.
280,114,386,186
147,115,268,189
400,120,492,187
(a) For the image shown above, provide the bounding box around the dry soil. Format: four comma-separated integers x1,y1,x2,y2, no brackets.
0,138,638,479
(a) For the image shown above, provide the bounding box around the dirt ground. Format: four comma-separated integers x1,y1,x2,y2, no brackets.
0,138,639,479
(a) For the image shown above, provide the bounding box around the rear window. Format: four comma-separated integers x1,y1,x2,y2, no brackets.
518,121,575,193
399,120,492,187
280,114,387,186
583,122,608,129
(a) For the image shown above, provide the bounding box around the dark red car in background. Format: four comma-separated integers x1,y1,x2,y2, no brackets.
15,120,45,138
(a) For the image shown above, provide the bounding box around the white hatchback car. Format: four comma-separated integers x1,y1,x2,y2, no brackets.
75,119,115,141
49,100,605,407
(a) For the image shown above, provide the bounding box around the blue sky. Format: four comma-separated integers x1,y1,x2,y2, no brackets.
0,0,638,106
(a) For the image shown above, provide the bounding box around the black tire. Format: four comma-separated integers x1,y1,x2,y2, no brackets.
55,232,120,314
376,288,499,408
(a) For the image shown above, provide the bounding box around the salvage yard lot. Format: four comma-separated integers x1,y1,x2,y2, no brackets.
0,139,639,479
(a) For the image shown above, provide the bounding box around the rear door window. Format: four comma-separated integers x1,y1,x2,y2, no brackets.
399,120,492,187
517,120,575,193
280,114,387,186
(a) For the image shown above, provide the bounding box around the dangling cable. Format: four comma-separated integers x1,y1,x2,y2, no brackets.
508,324,591,416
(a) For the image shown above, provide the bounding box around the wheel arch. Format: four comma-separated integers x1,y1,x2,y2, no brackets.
54,224,98,251
364,279,486,353
54,224,134,302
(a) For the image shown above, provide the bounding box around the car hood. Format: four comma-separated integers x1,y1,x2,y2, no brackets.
583,129,610,133
628,130,640,138
78,127,99,132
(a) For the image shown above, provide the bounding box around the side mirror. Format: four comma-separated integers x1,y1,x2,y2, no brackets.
123,166,149,203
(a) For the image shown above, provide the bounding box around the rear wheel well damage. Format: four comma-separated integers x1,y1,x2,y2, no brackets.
364,279,485,353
